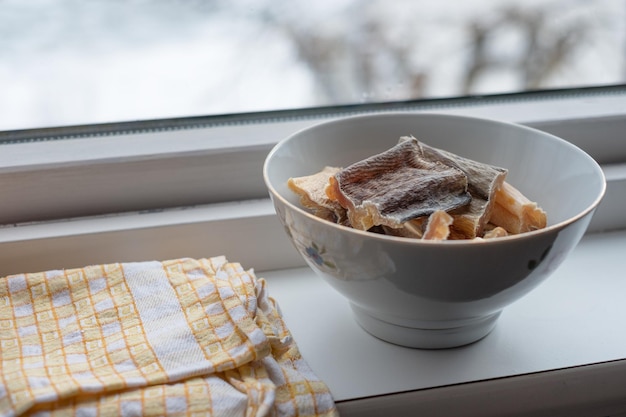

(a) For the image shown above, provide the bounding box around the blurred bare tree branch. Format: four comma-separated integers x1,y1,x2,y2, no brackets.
462,6,589,93
166,0,616,106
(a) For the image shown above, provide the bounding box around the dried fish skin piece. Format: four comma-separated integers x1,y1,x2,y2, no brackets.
288,166,341,220
288,166,349,224
472,225,509,242
483,225,509,239
400,136,508,237
326,138,471,230
404,136,508,200
422,210,454,241
448,198,489,239
490,181,547,234
381,218,426,239
448,194,503,239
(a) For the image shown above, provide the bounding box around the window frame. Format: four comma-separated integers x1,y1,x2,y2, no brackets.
0,86,624,276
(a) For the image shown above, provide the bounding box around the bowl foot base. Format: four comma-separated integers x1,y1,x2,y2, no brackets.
351,306,501,349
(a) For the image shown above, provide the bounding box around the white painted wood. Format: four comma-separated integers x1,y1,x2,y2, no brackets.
336,360,626,417
2,93,625,170
591,163,626,232
0,92,624,224
0,199,304,277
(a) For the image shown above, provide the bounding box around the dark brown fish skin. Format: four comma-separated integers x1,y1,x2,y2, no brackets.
403,137,508,238
328,138,471,230
407,137,508,201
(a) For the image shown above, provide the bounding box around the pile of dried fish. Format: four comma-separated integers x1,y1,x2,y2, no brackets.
288,136,546,241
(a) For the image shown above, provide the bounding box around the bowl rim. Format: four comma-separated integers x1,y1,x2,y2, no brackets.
263,111,607,246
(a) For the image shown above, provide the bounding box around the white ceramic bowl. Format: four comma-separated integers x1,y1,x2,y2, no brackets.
263,113,606,349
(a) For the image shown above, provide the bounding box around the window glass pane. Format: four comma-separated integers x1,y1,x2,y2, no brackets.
2,0,625,131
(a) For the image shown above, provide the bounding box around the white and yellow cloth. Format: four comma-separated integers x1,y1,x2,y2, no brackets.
0,256,338,417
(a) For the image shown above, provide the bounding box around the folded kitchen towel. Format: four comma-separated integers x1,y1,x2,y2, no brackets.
0,256,338,417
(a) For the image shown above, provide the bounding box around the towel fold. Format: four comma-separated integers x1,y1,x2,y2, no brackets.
0,256,338,417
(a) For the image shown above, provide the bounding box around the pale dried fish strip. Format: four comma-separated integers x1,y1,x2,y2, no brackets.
483,225,509,239
490,181,547,234
381,218,426,239
448,198,489,240
422,210,454,241
288,166,348,224
326,138,471,230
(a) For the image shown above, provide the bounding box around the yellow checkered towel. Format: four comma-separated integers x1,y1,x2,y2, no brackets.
0,256,338,417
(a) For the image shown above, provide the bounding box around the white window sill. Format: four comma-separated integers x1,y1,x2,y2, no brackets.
264,229,626,417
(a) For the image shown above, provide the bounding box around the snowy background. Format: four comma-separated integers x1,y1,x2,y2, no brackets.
1,0,624,131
